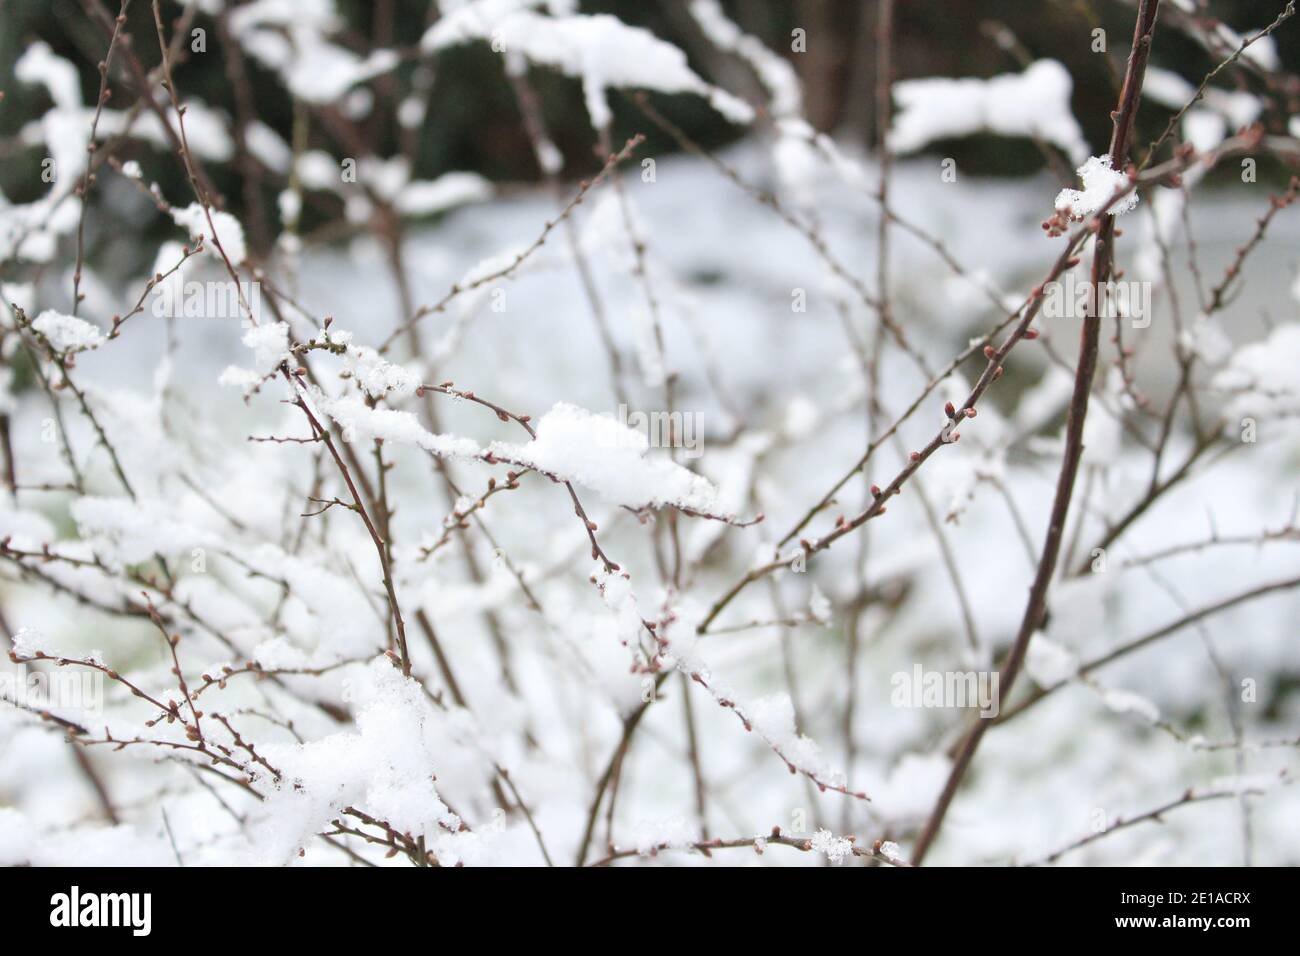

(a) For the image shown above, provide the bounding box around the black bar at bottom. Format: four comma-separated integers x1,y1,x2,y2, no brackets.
0,865,1288,940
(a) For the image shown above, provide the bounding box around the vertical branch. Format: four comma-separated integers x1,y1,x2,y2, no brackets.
912,0,1163,865
72,0,131,317
679,672,709,841
149,0,255,323
843,0,894,835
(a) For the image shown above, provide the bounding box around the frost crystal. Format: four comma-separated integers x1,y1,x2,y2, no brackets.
10,627,48,659
810,828,854,864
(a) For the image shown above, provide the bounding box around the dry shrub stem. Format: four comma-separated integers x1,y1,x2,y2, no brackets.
912,0,1164,865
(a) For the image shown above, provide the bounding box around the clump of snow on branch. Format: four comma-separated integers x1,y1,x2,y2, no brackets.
313,392,483,459
1054,155,1138,220
170,203,249,265
255,662,460,863
810,828,855,864
345,345,422,400
31,310,104,353
490,402,722,512
1026,635,1079,687
877,840,908,866
744,694,848,792
1101,688,1161,724
630,817,694,855
218,322,290,387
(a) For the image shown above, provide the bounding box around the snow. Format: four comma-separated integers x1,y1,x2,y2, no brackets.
230,2,401,105
396,173,493,218
217,366,264,390
489,402,722,512
170,203,249,265
1183,110,1227,153
289,47,399,106
255,661,459,863
1026,635,1079,688
889,60,1088,163
74,102,237,163
246,120,293,173
1201,89,1262,129
9,627,50,659
31,309,104,353
422,9,754,130
877,840,907,865
1054,155,1138,219
689,0,801,118
872,754,952,821
0,809,35,866
240,321,290,369
277,190,302,227
744,694,847,791
810,828,855,863
1200,774,1283,798
1213,323,1300,421
295,151,341,191
290,154,491,224
148,242,189,315
0,809,172,866
343,343,421,399
1241,35,1279,72
809,585,832,625
71,497,220,567
6,4,1300,869
15,41,83,111
1142,67,1195,110
1101,688,1161,724
314,392,483,460
630,817,694,854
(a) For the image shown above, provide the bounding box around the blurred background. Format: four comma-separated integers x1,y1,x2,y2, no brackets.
4,0,1298,264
